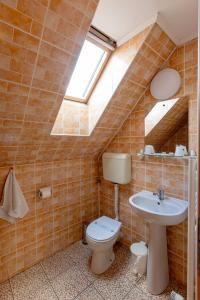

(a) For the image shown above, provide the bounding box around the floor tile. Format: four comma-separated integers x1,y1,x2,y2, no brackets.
0,242,186,300
51,265,90,300
74,253,98,283
16,283,58,300
124,286,152,300
66,241,92,264
0,281,13,300
66,241,97,283
94,270,134,300
95,243,137,282
136,277,185,300
41,249,75,280
105,244,133,274
10,264,51,299
75,285,103,300
111,243,138,281
136,277,171,299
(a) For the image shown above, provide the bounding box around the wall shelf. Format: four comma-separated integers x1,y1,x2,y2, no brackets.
137,153,197,160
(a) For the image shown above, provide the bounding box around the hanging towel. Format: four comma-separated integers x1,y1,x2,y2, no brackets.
0,169,29,223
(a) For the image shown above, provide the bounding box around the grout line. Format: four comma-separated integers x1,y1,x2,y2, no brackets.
0,19,78,58
12,8,49,164
14,0,57,164
40,244,95,300
143,41,166,61
40,262,59,300
132,281,151,297
72,282,94,300
121,280,138,300
0,77,63,95
93,285,106,300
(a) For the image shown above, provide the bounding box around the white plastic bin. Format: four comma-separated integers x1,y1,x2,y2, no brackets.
130,241,148,276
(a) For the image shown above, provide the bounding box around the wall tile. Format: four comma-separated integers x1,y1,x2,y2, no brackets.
0,3,32,32
0,158,98,282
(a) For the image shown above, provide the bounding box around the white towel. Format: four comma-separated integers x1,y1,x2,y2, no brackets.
0,169,29,223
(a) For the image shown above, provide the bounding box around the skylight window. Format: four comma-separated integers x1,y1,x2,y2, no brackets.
65,39,109,103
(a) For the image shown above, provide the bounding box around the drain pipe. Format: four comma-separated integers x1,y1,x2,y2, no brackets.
114,183,119,221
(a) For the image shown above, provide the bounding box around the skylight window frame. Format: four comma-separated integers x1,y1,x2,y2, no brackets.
64,36,111,104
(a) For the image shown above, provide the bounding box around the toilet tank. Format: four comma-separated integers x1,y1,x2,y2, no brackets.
102,152,131,184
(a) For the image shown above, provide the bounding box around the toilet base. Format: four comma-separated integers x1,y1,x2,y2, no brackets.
91,247,115,274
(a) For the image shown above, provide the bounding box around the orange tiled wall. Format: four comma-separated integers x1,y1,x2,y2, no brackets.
52,100,89,136
0,157,99,283
100,38,198,285
0,0,102,164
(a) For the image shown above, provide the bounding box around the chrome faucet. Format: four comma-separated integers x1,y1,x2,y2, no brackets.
153,189,165,201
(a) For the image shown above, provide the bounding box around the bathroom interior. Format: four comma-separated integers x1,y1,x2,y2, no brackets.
0,0,199,299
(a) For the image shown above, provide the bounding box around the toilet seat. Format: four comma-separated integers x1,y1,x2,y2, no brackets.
86,216,121,242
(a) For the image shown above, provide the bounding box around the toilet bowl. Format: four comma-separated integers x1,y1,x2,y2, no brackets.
86,216,121,274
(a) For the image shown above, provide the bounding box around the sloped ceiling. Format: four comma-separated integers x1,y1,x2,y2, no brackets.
93,0,198,45
0,1,176,166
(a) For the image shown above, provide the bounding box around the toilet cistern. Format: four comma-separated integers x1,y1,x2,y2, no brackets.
102,152,131,220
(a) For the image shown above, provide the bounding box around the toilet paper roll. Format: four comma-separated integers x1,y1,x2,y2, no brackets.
38,187,51,199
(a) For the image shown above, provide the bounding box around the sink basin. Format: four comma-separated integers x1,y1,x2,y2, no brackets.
129,191,188,225
129,190,188,295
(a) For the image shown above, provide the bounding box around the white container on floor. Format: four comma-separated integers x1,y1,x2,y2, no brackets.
130,241,148,276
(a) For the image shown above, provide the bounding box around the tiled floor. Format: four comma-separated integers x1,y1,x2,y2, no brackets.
0,242,186,300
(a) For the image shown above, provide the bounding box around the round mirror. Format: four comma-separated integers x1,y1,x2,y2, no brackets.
150,68,181,100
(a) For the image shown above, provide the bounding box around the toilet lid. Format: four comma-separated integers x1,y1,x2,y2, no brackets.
86,216,121,241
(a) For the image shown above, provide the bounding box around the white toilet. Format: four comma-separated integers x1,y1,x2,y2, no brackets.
86,153,131,274
86,216,121,274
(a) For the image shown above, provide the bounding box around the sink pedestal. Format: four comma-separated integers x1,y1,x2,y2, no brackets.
147,223,169,295
129,190,188,295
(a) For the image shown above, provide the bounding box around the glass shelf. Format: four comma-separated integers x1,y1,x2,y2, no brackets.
137,153,197,159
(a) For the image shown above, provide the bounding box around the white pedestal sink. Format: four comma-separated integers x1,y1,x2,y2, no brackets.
129,191,188,295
